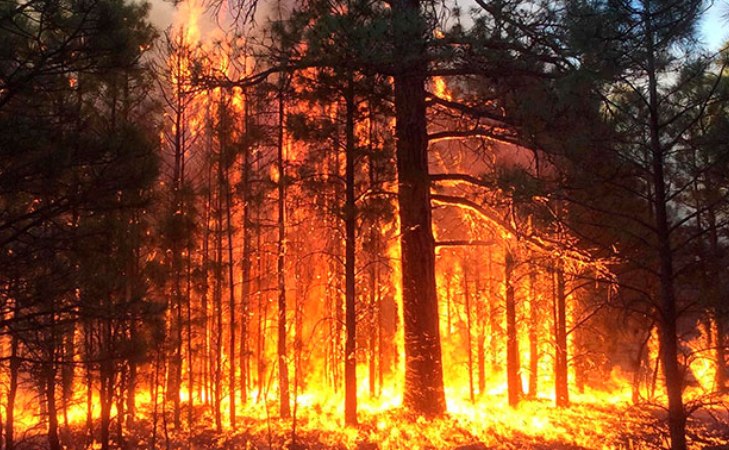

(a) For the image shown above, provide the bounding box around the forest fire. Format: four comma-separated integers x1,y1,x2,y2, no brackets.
1,0,729,449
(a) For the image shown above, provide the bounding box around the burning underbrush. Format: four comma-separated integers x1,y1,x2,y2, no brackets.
47,394,724,449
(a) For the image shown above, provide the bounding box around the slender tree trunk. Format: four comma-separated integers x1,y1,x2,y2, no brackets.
276,78,291,419
476,267,486,396
168,78,185,430
645,7,686,447
214,131,224,432
225,161,237,428
392,0,446,415
100,361,113,450
463,260,475,403
186,240,194,427
239,89,252,407
61,326,73,442
487,252,499,372
554,262,569,407
84,322,93,441
528,263,538,399
46,364,61,450
505,249,521,406
5,329,18,450
706,207,726,392
202,146,213,406
344,76,358,426
256,199,266,402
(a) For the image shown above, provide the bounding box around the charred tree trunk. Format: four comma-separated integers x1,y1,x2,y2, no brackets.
167,73,185,430
706,207,726,392
186,239,194,426
5,327,18,450
344,76,358,426
225,160,237,428
475,266,486,396
463,260,475,403
277,77,291,419
239,89,252,407
392,0,446,416
61,325,74,441
528,263,538,399
645,8,686,448
505,249,521,407
202,147,213,406
45,363,61,450
99,358,113,450
214,113,225,431
554,262,569,407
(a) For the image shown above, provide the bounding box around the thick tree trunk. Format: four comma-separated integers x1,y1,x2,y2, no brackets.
344,77,358,426
392,0,446,416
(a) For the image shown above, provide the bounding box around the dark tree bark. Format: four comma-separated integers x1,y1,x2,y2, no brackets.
463,260,475,403
214,110,225,431
225,160,237,428
528,263,538,398
344,77,358,426
45,363,61,450
554,262,569,407
5,328,18,450
505,249,521,407
392,0,446,416
645,9,686,448
277,77,291,419
239,88,252,407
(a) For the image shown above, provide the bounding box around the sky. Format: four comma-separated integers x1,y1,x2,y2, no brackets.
701,1,728,51
146,0,728,52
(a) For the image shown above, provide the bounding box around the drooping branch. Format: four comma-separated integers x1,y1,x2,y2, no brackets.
435,239,495,247
430,193,611,274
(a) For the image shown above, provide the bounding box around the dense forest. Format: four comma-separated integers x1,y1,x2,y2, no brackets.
1,0,729,448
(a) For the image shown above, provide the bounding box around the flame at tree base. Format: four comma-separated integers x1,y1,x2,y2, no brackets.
98,392,728,449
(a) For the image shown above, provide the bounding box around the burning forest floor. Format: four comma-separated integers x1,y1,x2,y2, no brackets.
48,396,729,450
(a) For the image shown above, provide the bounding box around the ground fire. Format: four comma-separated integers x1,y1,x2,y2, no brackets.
0,0,728,449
